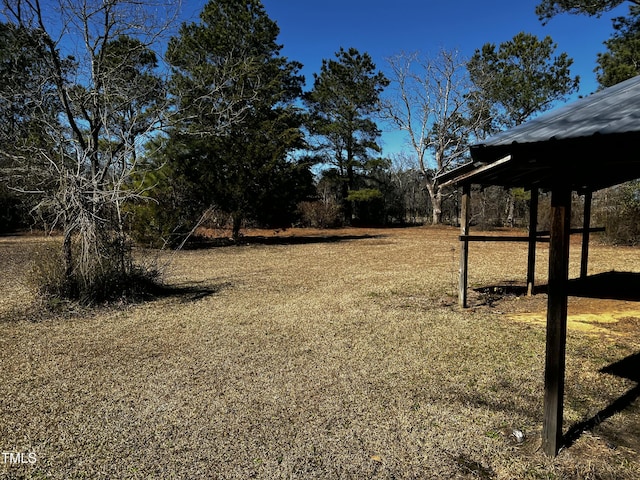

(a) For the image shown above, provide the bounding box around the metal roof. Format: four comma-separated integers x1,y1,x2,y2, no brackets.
436,74,640,192
479,74,640,147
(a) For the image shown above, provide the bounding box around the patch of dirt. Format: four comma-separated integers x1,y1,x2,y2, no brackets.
492,294,640,339
470,271,640,340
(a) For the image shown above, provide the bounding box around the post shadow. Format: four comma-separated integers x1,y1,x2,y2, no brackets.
474,271,640,302
563,352,640,449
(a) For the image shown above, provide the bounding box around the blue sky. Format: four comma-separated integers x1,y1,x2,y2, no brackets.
180,1,632,156
181,1,629,156
256,0,625,96
5,1,627,159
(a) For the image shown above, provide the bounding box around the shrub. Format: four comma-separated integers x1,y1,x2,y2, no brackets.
28,235,163,306
594,181,640,245
297,200,342,228
127,194,200,249
347,188,385,225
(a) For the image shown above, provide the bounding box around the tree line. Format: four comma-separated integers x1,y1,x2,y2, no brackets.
1,0,638,302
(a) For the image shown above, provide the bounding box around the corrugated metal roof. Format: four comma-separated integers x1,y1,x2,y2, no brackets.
435,75,640,191
477,74,640,148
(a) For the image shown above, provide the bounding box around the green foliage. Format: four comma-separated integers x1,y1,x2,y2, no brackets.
305,47,389,223
347,188,385,225
167,0,301,136
346,188,383,202
154,119,314,242
0,21,60,230
251,156,316,227
468,32,579,131
596,6,640,87
0,22,59,147
512,187,531,202
100,35,165,139
536,1,640,89
127,144,202,248
154,0,313,241
536,0,629,23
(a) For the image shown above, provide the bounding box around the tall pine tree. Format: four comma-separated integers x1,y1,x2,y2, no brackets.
304,47,389,224
467,32,579,132
163,0,313,240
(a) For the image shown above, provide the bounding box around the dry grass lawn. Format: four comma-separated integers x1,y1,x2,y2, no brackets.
1,226,639,479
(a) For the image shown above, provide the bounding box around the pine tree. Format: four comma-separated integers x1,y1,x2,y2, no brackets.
304,47,389,224
467,32,579,131
536,0,634,23
596,6,640,86
163,0,313,240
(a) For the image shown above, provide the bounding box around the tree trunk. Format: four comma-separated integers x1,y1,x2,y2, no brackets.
62,226,74,295
232,214,242,242
342,184,352,226
343,164,354,225
506,191,515,227
432,189,443,224
425,179,442,225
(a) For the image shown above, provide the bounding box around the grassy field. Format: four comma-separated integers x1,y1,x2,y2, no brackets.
1,226,639,479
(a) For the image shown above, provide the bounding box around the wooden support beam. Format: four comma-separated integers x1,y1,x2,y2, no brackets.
437,155,511,188
535,227,604,236
459,235,549,242
459,184,471,308
543,187,572,457
528,188,539,296
581,191,593,279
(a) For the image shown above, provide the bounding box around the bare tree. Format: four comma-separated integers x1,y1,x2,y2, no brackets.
387,152,427,224
382,49,476,224
0,0,178,300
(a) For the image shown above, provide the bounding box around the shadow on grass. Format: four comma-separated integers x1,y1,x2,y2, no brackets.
0,282,229,324
474,281,532,301
184,234,384,249
149,281,231,303
565,272,640,301
563,351,640,449
475,271,640,303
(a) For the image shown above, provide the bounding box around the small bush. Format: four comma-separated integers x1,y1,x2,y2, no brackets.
594,181,640,245
28,243,70,299
127,197,198,249
297,200,342,228
347,188,386,225
28,237,163,306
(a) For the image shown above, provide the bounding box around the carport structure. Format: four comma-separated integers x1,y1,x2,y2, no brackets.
435,74,640,456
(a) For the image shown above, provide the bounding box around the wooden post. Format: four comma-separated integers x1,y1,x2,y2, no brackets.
542,187,572,457
527,188,539,296
580,191,592,279
459,184,471,308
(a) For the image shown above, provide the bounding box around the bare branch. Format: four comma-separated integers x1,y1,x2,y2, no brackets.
0,0,178,293
382,49,477,224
